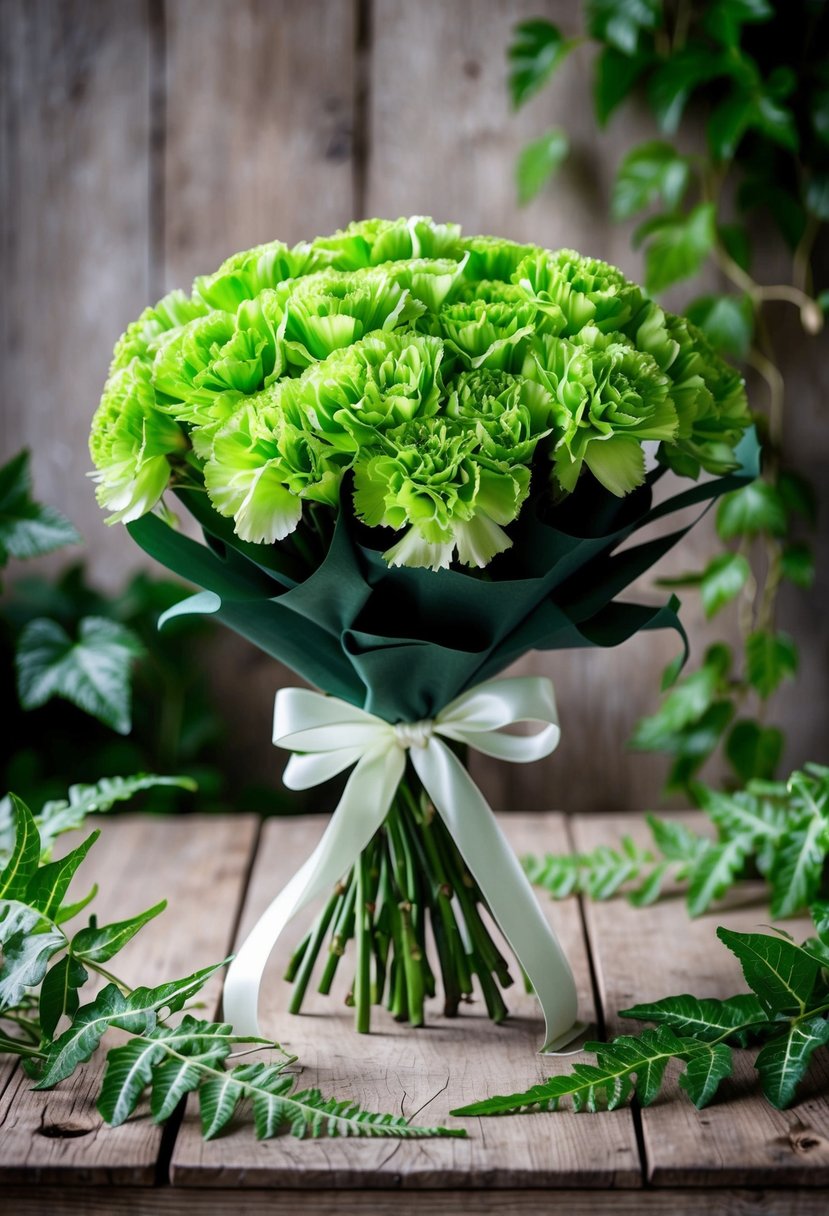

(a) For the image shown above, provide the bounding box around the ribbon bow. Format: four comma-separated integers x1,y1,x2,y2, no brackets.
223,676,579,1051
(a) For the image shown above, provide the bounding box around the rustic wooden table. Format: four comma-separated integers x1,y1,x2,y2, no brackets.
1,811,827,1215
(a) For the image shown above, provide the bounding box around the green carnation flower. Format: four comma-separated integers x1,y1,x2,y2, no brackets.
460,235,542,283
204,394,348,544
109,290,208,373
657,316,750,477
193,239,329,311
89,362,188,523
384,257,469,312
280,267,425,369
290,330,444,451
152,291,287,444
353,417,529,571
438,291,535,370
524,335,678,496
446,369,552,464
514,249,643,338
311,216,463,270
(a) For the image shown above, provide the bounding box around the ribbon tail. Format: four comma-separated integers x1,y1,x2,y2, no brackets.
223,744,406,1037
411,740,581,1053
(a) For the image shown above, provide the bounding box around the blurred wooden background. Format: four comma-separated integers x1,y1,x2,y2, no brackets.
1,0,827,813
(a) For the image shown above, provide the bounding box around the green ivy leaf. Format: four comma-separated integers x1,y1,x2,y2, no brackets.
718,222,752,271
716,928,819,1015
40,956,89,1041
593,46,651,125
699,551,751,618
0,451,80,567
737,178,807,249
516,128,569,204
805,172,829,221
630,644,731,749
15,616,144,734
745,630,798,699
508,20,575,108
648,48,733,133
716,481,788,540
702,0,773,45
639,203,716,293
586,0,660,55
611,141,690,219
0,900,65,1011
685,294,754,358
724,720,784,784
708,91,754,161
72,900,167,964
620,992,768,1046
755,1017,829,1109
780,543,815,589
665,702,735,793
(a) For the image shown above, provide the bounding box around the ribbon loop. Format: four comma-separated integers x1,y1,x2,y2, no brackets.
223,676,579,1053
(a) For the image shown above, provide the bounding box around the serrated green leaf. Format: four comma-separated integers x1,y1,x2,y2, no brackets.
724,721,784,785
620,992,768,1046
0,451,80,565
37,961,225,1087
508,20,574,108
642,204,717,294
451,1027,685,1116
611,141,690,219
586,0,660,55
0,900,65,1010
40,956,89,1040
72,900,166,964
686,837,750,917
523,851,581,898
593,46,650,125
628,862,669,906
780,543,815,589
716,481,788,540
695,783,784,843
0,795,41,899
717,928,819,1015
755,1016,829,1108
678,1041,733,1107
769,812,829,918
646,815,708,866
34,773,197,859
26,831,99,920
15,616,144,734
516,128,568,205
630,644,731,750
699,551,751,618
685,294,754,359
745,630,798,699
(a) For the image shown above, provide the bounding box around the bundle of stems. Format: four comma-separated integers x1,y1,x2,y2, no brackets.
284,771,515,1032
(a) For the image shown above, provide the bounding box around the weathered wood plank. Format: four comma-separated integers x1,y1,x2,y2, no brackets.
170,812,641,1188
162,0,358,289
572,812,829,1187
0,0,154,591
1,1186,827,1216
0,813,258,1186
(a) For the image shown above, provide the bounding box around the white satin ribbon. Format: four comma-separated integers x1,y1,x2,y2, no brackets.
222,676,580,1052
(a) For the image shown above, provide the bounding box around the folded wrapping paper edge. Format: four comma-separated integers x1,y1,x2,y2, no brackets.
222,676,580,1052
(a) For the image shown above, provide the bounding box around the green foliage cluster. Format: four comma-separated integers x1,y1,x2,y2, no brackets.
0,451,240,814
454,906,829,1117
508,1,826,792
0,784,460,1142
525,762,829,918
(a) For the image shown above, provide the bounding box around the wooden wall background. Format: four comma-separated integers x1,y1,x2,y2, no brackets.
1,0,827,813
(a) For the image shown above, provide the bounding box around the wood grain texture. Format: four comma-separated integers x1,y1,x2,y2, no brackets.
572,812,829,1188
170,812,642,1189
1,1186,826,1216
0,0,153,590
0,813,258,1186
162,0,358,289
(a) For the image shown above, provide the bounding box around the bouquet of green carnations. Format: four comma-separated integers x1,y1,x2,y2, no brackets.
90,216,756,1048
